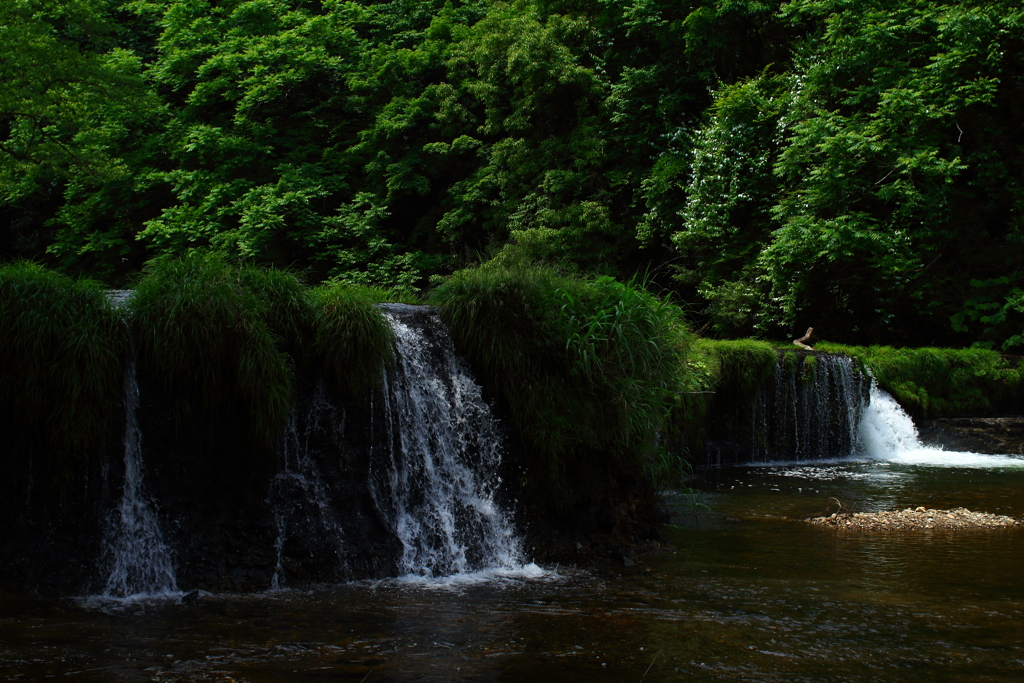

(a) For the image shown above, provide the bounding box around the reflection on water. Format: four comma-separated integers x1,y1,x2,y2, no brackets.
3,459,1023,682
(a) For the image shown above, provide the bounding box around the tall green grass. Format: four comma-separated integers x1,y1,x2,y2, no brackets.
816,343,1024,417
308,282,394,400
130,252,398,449
238,265,311,360
0,261,127,480
129,252,299,447
431,264,694,512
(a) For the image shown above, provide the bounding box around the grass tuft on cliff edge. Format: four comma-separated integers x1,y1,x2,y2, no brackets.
131,251,399,451
130,251,299,449
430,263,695,517
308,282,395,401
0,261,128,485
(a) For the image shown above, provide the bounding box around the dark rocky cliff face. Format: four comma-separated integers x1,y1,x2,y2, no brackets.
0,380,402,596
0,407,123,596
133,379,403,591
0,450,115,596
918,418,1024,456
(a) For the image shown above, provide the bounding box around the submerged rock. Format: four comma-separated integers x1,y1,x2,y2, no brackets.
807,507,1021,530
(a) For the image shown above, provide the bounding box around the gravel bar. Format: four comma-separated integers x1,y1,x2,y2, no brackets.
807,506,1021,530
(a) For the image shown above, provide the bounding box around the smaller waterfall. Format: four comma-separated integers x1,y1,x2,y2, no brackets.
102,357,177,598
751,354,868,461
373,305,525,579
858,382,923,457
859,382,1024,468
268,385,349,588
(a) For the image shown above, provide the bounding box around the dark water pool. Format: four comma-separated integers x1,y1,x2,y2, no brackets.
3,458,1023,682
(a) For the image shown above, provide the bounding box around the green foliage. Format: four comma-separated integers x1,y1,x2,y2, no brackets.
4,0,1024,354
129,251,296,448
674,0,1024,345
0,261,127,478
0,0,149,186
672,75,790,336
759,0,1010,338
817,342,1024,418
431,263,694,511
308,282,395,401
950,274,1024,352
1,0,159,279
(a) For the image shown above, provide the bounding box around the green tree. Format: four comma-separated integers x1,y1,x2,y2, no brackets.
0,0,155,277
676,0,1024,345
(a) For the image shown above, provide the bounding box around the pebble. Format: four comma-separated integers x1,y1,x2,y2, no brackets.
806,506,1021,530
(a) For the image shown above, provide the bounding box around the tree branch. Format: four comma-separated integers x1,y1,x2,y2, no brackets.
793,327,814,350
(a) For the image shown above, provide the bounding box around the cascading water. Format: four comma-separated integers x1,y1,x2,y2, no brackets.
372,304,526,579
729,355,1024,467
859,381,1024,468
268,385,349,588
858,381,922,457
102,355,178,598
751,354,869,461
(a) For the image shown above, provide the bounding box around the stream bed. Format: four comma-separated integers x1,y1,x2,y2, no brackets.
3,456,1023,683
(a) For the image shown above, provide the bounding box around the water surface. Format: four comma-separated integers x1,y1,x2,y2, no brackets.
4,455,1023,682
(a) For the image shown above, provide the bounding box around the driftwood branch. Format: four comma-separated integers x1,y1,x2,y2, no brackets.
793,327,814,351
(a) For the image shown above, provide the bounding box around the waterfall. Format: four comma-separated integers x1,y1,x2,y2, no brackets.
859,382,1024,468
102,355,178,598
751,354,869,461
719,354,1024,468
372,304,526,579
268,384,349,588
858,381,923,457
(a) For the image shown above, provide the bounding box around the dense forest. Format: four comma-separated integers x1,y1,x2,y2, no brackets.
3,0,1023,348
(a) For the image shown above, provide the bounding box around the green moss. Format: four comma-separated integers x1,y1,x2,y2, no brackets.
801,354,818,383
816,342,1024,417
431,264,695,511
704,339,778,389
681,339,777,451
0,261,127,481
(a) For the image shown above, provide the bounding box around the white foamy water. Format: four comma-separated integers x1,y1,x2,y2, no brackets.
859,383,1024,468
373,304,529,580
102,356,179,599
393,562,552,588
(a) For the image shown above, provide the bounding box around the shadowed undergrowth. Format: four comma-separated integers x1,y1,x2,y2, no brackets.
0,261,127,485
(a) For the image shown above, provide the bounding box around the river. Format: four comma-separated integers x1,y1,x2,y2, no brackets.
3,452,1023,682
